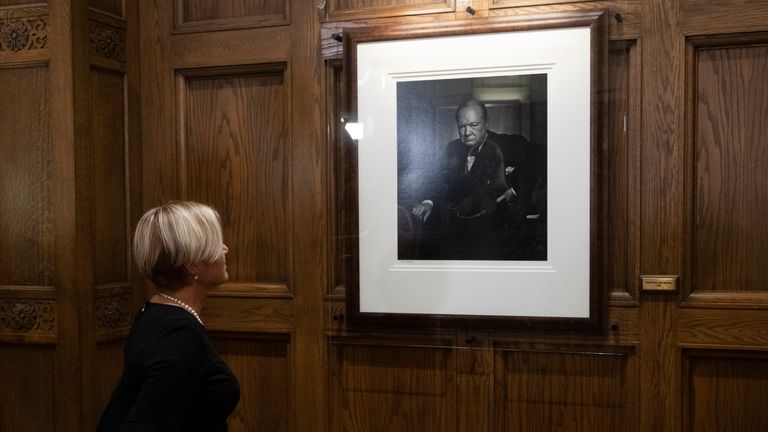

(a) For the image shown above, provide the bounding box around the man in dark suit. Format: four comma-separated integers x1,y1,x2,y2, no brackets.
495,131,547,260
411,100,546,260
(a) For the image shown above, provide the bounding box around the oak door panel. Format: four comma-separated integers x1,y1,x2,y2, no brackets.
495,347,636,432
178,66,291,289
0,345,55,431
326,0,454,22
0,64,53,287
211,334,292,432
685,350,768,431
90,68,129,285
692,43,768,295
330,343,456,432
91,341,125,430
179,0,286,22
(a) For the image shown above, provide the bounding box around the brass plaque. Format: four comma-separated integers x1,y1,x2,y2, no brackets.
641,275,679,292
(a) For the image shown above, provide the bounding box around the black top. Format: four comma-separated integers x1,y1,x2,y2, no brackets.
97,303,240,432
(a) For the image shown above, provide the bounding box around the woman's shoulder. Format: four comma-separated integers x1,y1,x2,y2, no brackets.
127,304,208,354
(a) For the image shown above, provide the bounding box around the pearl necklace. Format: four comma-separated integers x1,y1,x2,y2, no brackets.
158,292,204,327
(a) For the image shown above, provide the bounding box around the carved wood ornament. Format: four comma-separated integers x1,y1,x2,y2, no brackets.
89,20,126,62
0,301,55,334
0,16,47,52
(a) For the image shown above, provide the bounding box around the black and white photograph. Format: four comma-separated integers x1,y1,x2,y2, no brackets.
396,75,548,261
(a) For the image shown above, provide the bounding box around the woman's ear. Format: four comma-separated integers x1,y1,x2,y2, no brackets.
184,261,200,277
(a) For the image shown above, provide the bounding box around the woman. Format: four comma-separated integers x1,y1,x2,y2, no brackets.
97,201,240,431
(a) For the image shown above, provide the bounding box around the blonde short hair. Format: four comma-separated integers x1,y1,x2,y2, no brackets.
133,201,223,290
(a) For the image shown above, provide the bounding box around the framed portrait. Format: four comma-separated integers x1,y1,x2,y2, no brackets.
342,10,609,330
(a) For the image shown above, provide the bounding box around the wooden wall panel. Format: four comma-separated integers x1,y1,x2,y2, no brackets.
171,28,290,70
685,350,768,431
330,343,456,431
491,0,582,8
607,40,640,304
495,346,636,432
92,341,124,424
174,0,289,32
179,66,291,289
180,0,285,22
0,0,43,7
692,43,768,294
679,308,768,346
0,345,55,431
326,0,454,21
89,0,122,17
0,64,53,287
680,0,768,34
90,68,128,284
211,334,292,432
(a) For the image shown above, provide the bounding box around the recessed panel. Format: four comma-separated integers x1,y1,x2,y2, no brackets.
0,0,43,7
689,353,768,430
0,345,55,431
694,44,768,292
335,0,445,8
331,344,455,431
92,341,124,431
183,70,288,285
91,68,128,284
210,335,290,431
607,40,639,303
0,65,53,286
328,0,453,20
498,350,631,431
181,0,285,23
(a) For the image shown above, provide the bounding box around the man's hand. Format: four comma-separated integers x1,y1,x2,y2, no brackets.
496,186,517,203
412,201,433,222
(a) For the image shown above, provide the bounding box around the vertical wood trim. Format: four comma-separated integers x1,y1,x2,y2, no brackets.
291,0,326,430
125,0,144,313
48,0,80,428
641,0,684,271
139,0,176,206
174,71,188,199
75,0,100,427
627,38,642,305
608,39,641,305
639,0,683,430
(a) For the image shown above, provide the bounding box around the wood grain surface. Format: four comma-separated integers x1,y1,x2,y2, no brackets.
180,0,285,22
89,0,122,17
90,68,128,285
181,69,290,285
0,65,53,287
693,44,768,293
